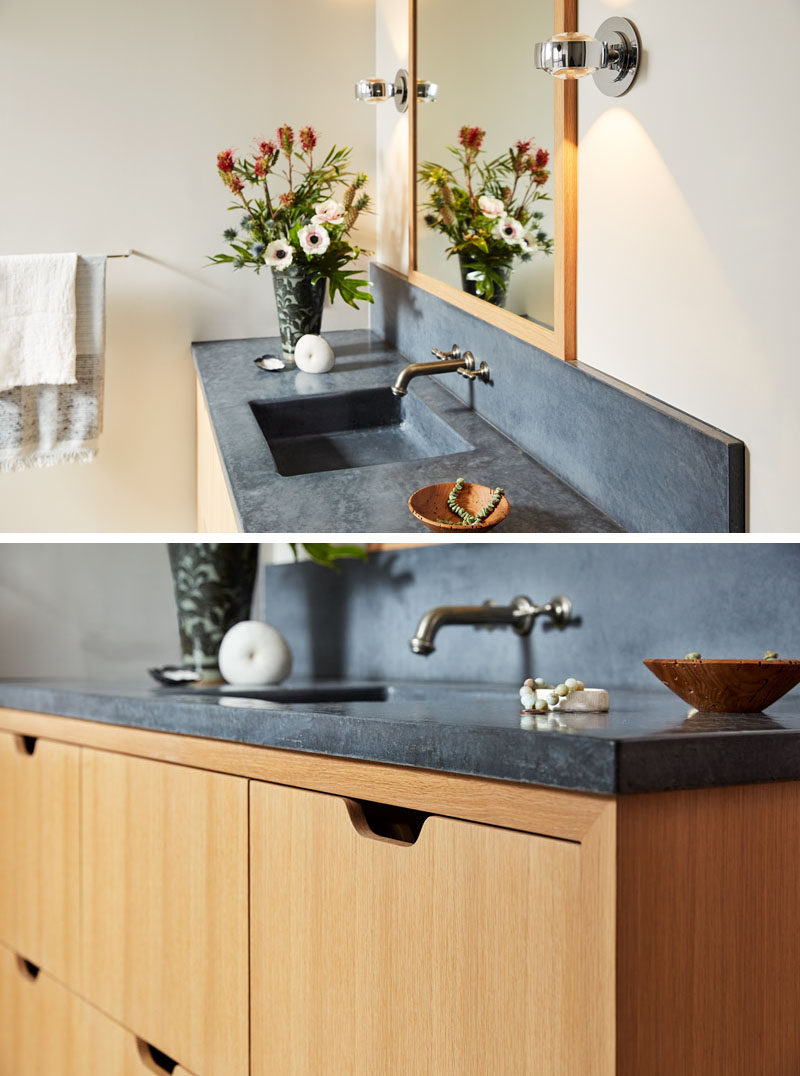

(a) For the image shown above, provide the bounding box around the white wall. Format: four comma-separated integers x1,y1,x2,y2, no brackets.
0,0,375,532
0,542,283,679
377,0,800,532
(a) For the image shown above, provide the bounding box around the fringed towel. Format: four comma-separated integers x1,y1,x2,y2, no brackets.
0,252,78,391
0,255,106,472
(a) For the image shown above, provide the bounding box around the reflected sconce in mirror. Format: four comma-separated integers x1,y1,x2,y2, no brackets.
534,17,641,97
355,69,438,113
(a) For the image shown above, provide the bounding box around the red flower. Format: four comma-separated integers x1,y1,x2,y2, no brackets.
217,149,235,174
280,191,295,206
299,126,317,153
277,124,294,155
254,157,267,178
229,175,244,194
258,139,278,157
515,139,532,155
458,126,485,153
535,147,550,169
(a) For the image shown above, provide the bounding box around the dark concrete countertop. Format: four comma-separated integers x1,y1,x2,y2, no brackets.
2,678,800,795
192,330,622,533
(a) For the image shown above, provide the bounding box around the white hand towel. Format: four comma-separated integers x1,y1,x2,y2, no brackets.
0,255,106,472
0,252,78,391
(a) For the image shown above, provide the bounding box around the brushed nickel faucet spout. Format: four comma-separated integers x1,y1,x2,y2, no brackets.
409,595,572,656
391,344,491,397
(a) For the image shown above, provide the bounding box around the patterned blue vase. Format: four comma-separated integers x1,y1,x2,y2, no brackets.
272,264,326,359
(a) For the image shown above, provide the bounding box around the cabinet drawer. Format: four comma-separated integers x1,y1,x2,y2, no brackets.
0,732,80,984
250,782,585,1075
0,941,196,1075
81,749,249,1076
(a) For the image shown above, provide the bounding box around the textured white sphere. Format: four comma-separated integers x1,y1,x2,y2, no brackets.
218,621,292,686
294,334,335,373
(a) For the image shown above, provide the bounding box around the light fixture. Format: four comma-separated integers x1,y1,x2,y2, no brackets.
534,17,641,97
354,69,438,113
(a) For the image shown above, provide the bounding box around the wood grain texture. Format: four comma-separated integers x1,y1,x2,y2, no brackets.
250,781,589,1075
616,783,800,1076
0,709,608,842
196,377,239,533
80,748,249,1076
0,942,197,1075
407,0,577,361
643,658,800,713
0,732,80,987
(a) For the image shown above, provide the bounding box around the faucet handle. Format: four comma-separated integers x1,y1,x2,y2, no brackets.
431,344,462,361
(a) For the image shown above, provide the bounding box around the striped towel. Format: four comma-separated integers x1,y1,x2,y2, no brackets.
0,255,106,471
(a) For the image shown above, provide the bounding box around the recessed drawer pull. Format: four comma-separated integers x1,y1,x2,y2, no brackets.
14,734,37,756
347,798,429,845
15,955,40,981
136,1039,179,1074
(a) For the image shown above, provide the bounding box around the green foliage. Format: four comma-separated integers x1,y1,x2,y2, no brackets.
210,130,373,308
419,128,554,302
288,543,367,572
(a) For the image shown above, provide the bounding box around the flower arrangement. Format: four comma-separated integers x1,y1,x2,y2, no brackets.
419,126,553,304
209,125,372,309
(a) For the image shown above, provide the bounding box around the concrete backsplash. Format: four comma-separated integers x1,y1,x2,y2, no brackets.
265,543,800,687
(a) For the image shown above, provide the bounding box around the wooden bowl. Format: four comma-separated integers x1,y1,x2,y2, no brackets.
643,658,800,713
408,482,510,533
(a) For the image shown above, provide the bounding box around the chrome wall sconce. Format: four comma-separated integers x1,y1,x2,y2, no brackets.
534,17,641,97
355,69,438,113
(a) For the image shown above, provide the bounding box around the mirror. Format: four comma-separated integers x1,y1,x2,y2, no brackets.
410,0,576,360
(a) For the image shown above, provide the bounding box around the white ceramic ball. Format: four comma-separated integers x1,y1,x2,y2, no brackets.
218,621,293,686
294,334,335,373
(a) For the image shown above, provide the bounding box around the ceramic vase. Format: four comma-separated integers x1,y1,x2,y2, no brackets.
272,264,326,359
167,543,259,682
457,254,511,308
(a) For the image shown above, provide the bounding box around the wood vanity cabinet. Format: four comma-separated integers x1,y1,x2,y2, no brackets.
249,781,590,1074
0,731,80,986
80,748,249,1076
196,378,238,532
0,942,197,1076
2,707,800,1075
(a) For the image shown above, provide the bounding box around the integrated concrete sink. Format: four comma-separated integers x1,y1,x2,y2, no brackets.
180,683,389,704
249,386,472,477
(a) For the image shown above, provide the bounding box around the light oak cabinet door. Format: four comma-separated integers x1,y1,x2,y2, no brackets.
0,941,196,1076
250,781,585,1075
196,378,238,532
81,748,249,1076
0,732,80,985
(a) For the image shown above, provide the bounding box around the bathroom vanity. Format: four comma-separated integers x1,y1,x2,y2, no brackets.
2,679,799,1075
194,269,746,534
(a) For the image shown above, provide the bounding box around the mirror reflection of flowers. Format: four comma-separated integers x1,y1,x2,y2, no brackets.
209,126,372,309
419,126,553,306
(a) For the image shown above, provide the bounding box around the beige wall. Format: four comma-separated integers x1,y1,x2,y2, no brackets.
378,0,800,532
0,0,375,532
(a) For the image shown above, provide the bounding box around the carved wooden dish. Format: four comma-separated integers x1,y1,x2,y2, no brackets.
643,659,800,713
408,482,510,533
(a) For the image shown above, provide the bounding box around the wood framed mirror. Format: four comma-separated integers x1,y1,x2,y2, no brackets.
408,0,577,361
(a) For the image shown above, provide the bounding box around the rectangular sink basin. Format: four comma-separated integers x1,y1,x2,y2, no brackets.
249,386,472,476
172,684,389,704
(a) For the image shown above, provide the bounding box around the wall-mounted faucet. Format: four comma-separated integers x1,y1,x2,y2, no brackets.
391,344,491,397
409,595,572,655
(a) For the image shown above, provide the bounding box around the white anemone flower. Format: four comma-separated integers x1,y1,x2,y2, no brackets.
496,216,525,247
265,240,294,270
312,199,345,225
478,195,505,219
298,224,331,256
